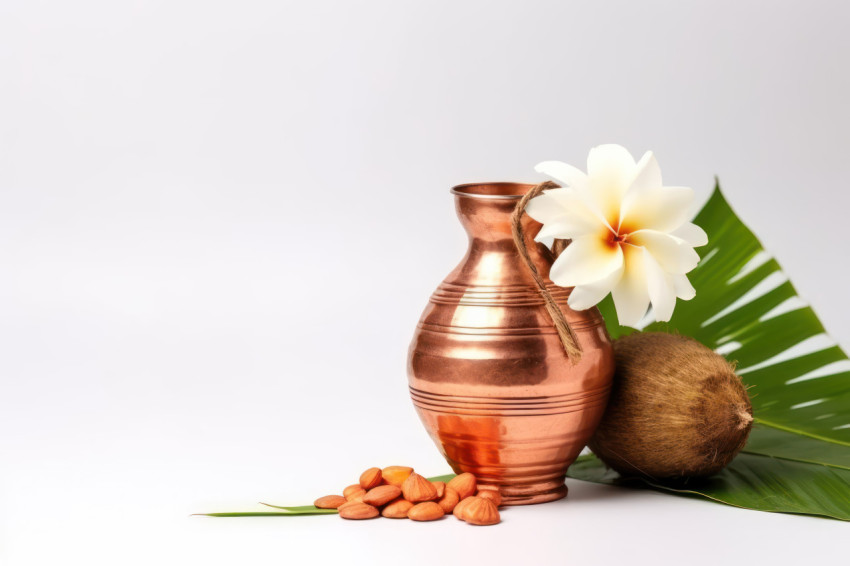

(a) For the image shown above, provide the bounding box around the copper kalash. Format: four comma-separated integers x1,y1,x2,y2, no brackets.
408,182,615,505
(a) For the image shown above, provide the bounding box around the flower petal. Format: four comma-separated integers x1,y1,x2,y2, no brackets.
586,144,637,227
549,235,624,287
587,144,638,192
643,250,677,322
545,186,612,231
534,161,589,190
534,219,585,241
672,274,696,300
567,263,624,311
671,222,708,247
629,230,700,274
525,189,606,239
620,185,694,233
524,192,566,225
630,151,662,192
611,244,650,327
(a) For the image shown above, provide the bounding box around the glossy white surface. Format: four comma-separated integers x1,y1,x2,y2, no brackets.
2,1,848,564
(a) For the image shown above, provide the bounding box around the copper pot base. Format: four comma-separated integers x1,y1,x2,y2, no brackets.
498,480,568,506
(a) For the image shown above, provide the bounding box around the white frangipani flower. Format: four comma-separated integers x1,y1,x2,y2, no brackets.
526,144,708,328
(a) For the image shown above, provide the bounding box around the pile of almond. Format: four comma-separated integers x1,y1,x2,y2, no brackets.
314,466,501,525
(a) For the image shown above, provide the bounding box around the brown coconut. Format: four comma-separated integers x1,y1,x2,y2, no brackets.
588,332,753,480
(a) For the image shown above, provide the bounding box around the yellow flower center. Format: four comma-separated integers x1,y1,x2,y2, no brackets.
607,224,633,247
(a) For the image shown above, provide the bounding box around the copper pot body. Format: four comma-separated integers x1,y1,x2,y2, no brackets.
407,182,615,505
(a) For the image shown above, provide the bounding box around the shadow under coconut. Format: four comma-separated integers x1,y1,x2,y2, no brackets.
569,456,727,490
566,456,730,500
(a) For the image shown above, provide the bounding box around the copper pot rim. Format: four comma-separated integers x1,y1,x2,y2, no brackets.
450,182,539,200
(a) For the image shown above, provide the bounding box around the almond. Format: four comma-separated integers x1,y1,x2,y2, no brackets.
381,466,414,487
343,484,364,500
347,492,366,503
336,499,361,513
349,492,366,503
432,481,446,499
437,487,460,513
447,473,477,500
362,484,401,507
477,488,502,507
402,472,438,502
452,496,474,520
359,467,383,490
463,497,500,526
314,495,347,509
338,502,380,520
407,501,445,521
381,498,414,519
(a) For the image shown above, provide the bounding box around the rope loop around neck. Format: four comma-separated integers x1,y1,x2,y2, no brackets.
510,181,583,364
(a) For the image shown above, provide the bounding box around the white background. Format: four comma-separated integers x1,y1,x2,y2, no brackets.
2,1,849,564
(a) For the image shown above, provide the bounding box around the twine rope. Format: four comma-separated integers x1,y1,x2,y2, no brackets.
510,181,583,363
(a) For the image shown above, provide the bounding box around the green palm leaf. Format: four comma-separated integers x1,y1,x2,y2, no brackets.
566,182,850,520
194,504,337,517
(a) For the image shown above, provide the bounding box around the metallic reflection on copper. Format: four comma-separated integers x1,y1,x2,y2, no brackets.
407,182,615,505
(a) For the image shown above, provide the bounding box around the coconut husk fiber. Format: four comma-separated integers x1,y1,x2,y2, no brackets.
588,332,753,480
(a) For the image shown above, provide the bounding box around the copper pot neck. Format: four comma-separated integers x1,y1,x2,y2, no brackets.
452,182,541,243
